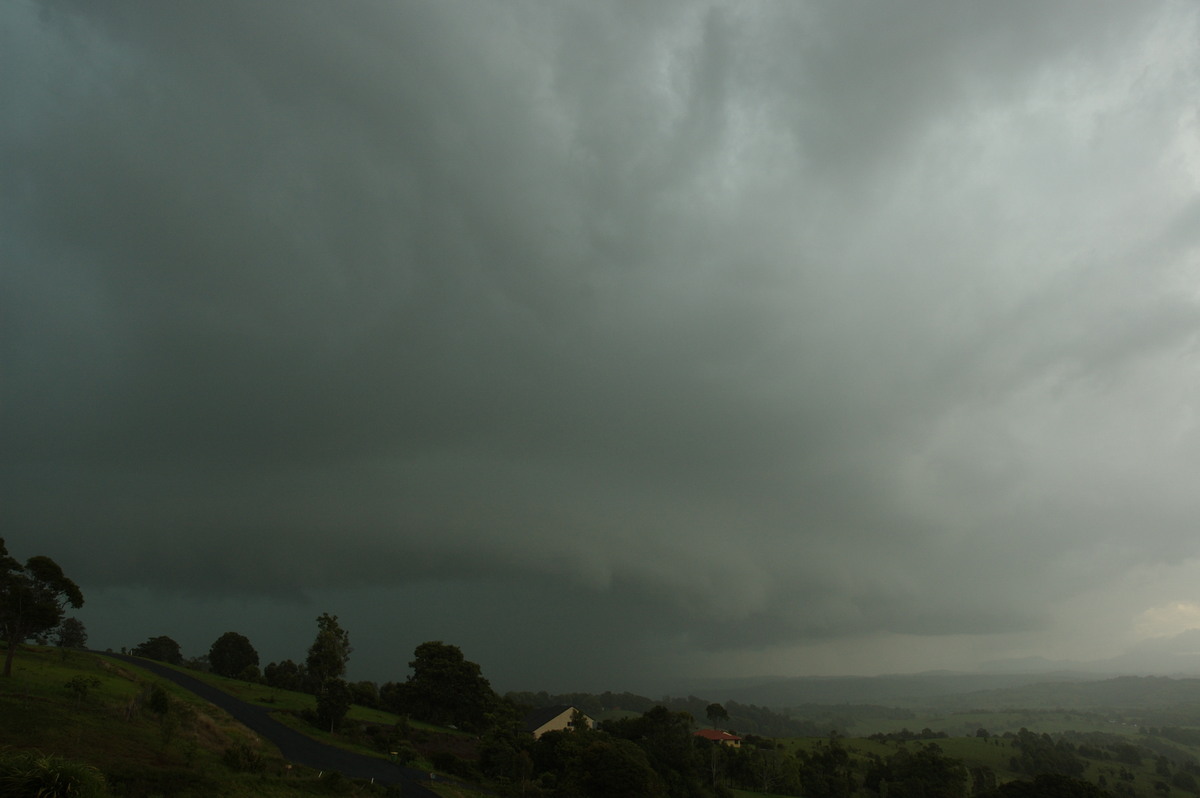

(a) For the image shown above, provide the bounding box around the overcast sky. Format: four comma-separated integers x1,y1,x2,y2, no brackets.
6,0,1200,694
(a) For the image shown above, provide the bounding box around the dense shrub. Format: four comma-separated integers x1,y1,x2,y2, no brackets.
221,741,267,773
207,632,259,678
390,741,420,765
131,636,183,665
105,766,219,797
319,769,350,793
429,750,479,779
0,747,107,797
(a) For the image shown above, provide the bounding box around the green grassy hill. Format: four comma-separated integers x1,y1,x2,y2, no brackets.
1,645,288,795
0,645,419,796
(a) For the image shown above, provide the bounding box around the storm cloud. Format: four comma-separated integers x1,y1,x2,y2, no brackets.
5,0,1200,691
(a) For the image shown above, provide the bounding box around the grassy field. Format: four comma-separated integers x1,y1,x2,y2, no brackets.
135,661,408,727
149,662,467,724
0,645,411,796
425,781,493,798
113,656,458,766
780,728,1200,797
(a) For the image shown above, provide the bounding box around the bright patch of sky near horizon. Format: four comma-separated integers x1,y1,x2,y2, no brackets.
6,0,1200,693
1136,602,1200,641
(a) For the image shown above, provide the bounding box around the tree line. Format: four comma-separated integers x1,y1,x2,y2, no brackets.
125,614,499,737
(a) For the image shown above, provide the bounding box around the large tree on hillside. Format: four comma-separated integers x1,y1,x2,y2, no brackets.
0,538,85,677
305,613,351,691
405,640,498,731
607,706,706,796
132,635,183,665
705,703,729,727
208,631,260,678
315,678,353,733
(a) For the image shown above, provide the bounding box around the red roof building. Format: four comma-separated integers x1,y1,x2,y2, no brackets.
694,728,742,747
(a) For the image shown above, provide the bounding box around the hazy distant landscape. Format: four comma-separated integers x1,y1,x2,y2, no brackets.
7,536,1200,797
11,630,1200,797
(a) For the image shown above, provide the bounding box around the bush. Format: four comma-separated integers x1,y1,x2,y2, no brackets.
389,741,420,765
0,747,107,797
222,741,267,773
429,750,478,779
147,684,171,716
319,770,353,794
64,675,101,707
1173,771,1199,793
105,765,217,797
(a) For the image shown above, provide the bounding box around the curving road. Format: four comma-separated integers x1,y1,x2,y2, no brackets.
100,652,437,796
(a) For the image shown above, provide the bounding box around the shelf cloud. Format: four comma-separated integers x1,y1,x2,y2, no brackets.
5,0,1200,691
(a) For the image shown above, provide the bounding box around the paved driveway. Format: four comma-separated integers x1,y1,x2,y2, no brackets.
101,652,437,796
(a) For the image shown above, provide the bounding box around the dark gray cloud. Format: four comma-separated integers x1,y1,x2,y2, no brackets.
5,0,1200,690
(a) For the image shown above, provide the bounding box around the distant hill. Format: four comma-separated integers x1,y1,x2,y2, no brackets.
982,630,1200,675
677,671,1108,708
663,630,1200,711
932,674,1200,716
507,675,1200,735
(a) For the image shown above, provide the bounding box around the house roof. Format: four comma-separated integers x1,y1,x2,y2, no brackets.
694,728,742,742
522,705,587,733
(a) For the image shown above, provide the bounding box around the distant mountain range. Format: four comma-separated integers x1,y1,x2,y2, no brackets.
678,670,1105,708
982,628,1200,676
674,629,1200,710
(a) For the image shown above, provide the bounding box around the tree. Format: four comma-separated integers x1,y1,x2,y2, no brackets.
705,702,729,727
1173,771,1199,793
349,680,379,708
182,653,210,672
0,538,85,677
406,640,498,731
578,738,665,797
798,735,855,798
879,744,967,798
132,635,183,665
315,678,353,732
606,706,706,797
54,617,88,650
305,613,351,691
208,631,259,678
264,659,307,691
698,733,737,789
1011,728,1085,777
379,679,412,714
997,774,1111,798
